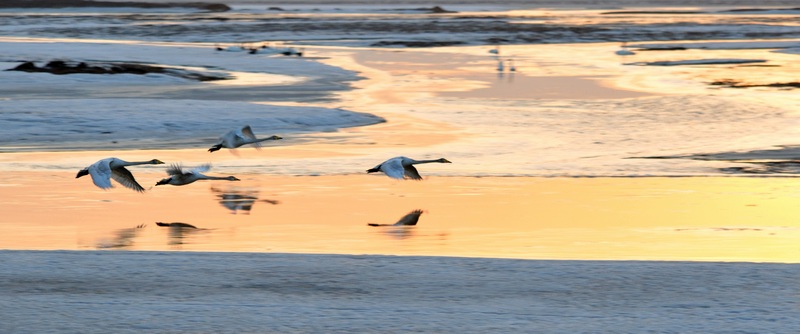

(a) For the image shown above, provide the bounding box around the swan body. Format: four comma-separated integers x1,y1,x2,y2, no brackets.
209,125,282,152
155,164,240,186
76,157,164,192
367,156,451,180
368,209,424,227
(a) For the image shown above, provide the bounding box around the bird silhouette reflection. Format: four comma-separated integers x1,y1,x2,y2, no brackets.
96,223,146,249
156,221,202,245
368,209,425,239
210,186,279,214
368,209,424,227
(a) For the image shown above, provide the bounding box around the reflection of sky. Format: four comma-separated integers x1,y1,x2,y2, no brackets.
3,173,798,263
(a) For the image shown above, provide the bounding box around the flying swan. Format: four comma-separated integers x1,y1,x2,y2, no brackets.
209,125,282,152
156,163,240,186
367,156,452,180
76,157,164,192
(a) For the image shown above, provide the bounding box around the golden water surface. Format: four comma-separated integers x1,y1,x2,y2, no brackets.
1,171,797,263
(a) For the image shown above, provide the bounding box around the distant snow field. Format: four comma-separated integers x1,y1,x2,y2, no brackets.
0,39,379,152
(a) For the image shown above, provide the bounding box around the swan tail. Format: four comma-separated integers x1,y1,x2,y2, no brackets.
76,169,89,178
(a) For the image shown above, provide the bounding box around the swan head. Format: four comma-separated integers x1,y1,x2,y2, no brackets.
228,176,241,181
76,168,89,178
208,144,223,153
155,178,171,186
437,158,452,163
268,135,283,140
150,159,165,164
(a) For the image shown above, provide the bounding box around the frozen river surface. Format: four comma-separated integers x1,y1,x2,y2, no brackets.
2,251,798,333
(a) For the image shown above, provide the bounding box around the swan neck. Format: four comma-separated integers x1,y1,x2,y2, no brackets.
127,160,155,166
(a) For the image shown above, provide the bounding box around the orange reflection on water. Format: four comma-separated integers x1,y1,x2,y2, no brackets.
0,171,797,263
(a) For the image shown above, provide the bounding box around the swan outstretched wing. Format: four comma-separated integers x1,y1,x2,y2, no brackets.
88,161,114,189
110,166,145,192
191,164,212,174
381,158,406,180
240,125,257,140
403,165,423,180
166,164,186,176
240,125,264,149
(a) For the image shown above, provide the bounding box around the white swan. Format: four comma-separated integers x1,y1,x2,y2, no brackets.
155,163,240,186
367,156,452,180
368,209,424,226
76,157,164,192
209,125,282,152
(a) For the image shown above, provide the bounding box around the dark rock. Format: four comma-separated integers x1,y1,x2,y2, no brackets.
11,62,38,71
7,59,229,81
371,40,464,48
45,60,67,69
429,6,455,14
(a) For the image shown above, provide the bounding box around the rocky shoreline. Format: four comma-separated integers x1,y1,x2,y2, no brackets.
0,0,230,12
8,60,230,81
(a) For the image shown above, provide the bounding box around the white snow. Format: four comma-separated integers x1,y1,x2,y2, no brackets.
0,251,797,333
0,39,380,152
0,99,384,151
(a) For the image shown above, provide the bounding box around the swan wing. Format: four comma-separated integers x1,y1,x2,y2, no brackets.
166,164,185,176
88,160,114,189
111,166,145,192
240,125,258,140
191,164,212,174
381,158,406,180
239,125,262,149
393,209,424,226
403,165,423,180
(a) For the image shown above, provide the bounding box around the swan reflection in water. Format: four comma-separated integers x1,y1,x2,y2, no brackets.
368,209,425,239
96,223,146,249
156,221,207,246
210,186,280,214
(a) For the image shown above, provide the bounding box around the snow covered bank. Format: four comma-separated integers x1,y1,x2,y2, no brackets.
0,99,384,151
1,251,797,333
0,39,381,152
